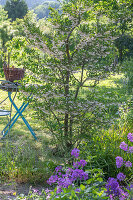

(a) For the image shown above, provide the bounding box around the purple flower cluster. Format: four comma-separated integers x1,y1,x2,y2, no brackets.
129,146,133,153
116,156,123,168
106,178,121,197
115,157,132,168
119,142,133,154
47,167,88,188
125,161,132,168
47,148,88,192
55,166,62,172
119,141,128,151
71,169,88,181
106,178,128,199
127,133,133,142
73,160,87,169
117,173,126,181
106,133,133,199
71,148,80,158
47,175,58,185
116,133,133,169
57,177,73,188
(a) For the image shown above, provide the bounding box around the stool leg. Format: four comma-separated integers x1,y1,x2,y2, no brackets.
8,93,37,140
2,103,29,138
1,102,25,135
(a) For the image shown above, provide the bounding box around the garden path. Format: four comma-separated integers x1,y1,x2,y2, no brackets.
0,182,45,199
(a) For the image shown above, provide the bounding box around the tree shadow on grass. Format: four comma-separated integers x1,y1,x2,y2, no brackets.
0,115,63,185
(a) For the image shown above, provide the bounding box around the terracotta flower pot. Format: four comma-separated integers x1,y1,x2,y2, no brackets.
3,66,25,82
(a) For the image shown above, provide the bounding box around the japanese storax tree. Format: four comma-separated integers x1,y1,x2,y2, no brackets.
10,0,117,152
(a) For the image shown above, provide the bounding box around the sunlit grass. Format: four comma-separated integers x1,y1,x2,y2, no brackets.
0,78,60,184
0,73,132,184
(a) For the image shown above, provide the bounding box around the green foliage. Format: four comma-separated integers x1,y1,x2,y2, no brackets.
122,58,133,94
0,6,26,72
115,35,133,62
0,5,12,74
48,183,107,200
4,0,28,21
79,125,133,180
16,150,107,200
34,1,60,19
0,0,44,8
112,0,133,62
0,141,56,183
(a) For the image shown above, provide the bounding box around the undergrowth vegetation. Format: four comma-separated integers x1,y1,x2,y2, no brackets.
0,74,132,186
0,0,133,199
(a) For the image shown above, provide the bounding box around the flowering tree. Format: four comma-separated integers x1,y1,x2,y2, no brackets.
9,0,117,152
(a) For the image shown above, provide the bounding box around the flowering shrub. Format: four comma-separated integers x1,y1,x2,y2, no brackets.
106,133,133,200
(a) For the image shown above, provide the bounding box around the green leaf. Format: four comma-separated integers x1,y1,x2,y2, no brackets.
80,184,86,191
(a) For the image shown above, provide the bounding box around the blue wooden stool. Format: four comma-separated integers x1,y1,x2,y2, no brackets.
0,80,37,140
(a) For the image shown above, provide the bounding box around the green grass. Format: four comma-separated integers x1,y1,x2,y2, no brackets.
0,79,63,184
79,73,133,179
0,73,132,184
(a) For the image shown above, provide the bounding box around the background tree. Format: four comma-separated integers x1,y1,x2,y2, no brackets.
4,0,28,21
34,1,60,19
107,0,133,62
0,5,26,75
0,5,12,73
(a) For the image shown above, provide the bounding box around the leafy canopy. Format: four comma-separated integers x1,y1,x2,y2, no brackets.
4,0,28,21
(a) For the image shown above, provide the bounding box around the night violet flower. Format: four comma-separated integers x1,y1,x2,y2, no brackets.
71,169,88,181
129,146,133,153
109,194,114,200
106,178,128,199
106,133,133,199
119,191,129,200
71,148,80,158
47,148,89,194
73,160,87,169
55,166,62,172
47,175,58,185
57,177,73,188
119,141,128,151
56,186,62,194
127,133,133,142
116,156,123,168
75,188,81,193
117,172,126,181
106,178,121,197
125,161,132,167
32,188,39,193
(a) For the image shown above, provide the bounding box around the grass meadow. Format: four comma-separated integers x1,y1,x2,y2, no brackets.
0,73,132,188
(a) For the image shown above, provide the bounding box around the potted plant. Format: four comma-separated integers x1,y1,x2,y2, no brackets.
3,52,25,82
